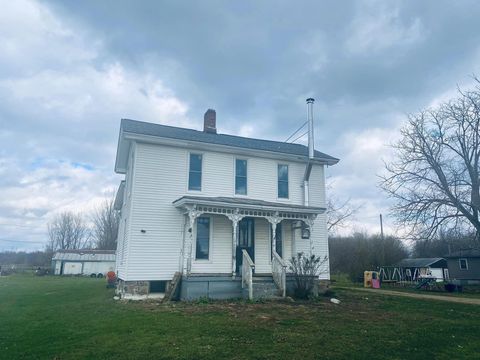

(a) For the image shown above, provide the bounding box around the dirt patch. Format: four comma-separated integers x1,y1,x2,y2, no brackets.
125,295,395,324
344,287,480,305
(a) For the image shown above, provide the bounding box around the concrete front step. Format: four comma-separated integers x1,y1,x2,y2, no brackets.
243,276,283,299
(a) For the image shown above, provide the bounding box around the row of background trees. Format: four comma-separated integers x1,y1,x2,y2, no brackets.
46,195,119,252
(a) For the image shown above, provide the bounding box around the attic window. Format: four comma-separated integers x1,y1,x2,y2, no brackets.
459,258,468,270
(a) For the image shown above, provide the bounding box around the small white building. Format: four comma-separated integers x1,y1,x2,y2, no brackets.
52,250,116,277
114,99,339,300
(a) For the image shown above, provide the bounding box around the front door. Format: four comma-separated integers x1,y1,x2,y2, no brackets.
236,217,255,273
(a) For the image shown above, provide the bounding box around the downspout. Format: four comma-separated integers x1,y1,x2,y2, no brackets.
303,98,315,206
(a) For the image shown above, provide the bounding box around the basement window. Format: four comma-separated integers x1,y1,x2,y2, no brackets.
150,281,166,293
459,258,468,270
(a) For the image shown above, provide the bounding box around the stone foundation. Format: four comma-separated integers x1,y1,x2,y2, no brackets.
116,279,173,300
117,279,150,299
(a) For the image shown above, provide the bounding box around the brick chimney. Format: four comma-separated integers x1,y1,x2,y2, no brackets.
203,109,217,134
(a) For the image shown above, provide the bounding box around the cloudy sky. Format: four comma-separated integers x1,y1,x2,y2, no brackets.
2,0,480,251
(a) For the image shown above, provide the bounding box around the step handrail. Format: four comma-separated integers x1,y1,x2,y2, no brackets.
272,250,287,297
241,250,255,300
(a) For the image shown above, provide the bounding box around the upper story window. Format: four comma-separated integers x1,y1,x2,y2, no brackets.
188,153,202,191
459,258,468,270
278,164,289,198
235,159,247,195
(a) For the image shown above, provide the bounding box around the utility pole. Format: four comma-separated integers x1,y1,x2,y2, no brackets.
380,214,384,241
380,214,385,264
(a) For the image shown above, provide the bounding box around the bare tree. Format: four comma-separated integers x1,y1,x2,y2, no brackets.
47,212,90,251
325,179,359,234
91,195,120,250
327,197,358,233
381,78,480,244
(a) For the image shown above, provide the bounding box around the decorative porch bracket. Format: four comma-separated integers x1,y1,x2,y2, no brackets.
226,209,244,278
183,205,204,275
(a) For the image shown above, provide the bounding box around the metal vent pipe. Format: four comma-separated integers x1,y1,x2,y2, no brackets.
306,98,315,159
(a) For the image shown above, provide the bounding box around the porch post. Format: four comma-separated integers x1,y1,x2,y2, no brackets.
267,212,281,257
232,221,238,278
227,209,244,278
306,216,316,256
183,205,203,276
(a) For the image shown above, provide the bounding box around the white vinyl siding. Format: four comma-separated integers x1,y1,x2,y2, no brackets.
115,146,135,280
191,215,232,274
254,218,271,274
120,142,329,280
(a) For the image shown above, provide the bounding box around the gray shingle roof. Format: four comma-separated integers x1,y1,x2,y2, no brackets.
445,249,480,258
121,119,339,164
395,258,446,268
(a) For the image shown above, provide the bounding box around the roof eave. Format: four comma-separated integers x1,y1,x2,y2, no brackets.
123,131,337,165
172,196,326,214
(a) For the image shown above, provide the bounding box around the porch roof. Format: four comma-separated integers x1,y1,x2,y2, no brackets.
173,195,325,215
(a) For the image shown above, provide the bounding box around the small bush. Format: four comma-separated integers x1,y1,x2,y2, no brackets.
289,252,328,299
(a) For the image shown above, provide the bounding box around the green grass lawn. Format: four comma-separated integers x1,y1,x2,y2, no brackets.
1,275,479,360
330,274,480,298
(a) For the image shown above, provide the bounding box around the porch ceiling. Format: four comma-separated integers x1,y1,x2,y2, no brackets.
173,195,325,217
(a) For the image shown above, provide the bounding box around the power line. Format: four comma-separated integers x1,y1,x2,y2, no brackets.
290,130,309,144
284,121,308,142
0,238,45,244
0,222,42,229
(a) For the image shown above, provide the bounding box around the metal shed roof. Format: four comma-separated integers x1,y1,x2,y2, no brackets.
395,258,446,268
52,250,116,262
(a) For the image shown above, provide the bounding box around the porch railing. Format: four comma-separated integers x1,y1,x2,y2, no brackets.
241,250,255,300
272,250,287,298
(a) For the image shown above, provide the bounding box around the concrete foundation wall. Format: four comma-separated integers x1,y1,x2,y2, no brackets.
180,276,243,300
117,276,330,300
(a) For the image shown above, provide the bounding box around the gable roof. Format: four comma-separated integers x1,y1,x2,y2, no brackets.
395,258,446,268
445,249,480,258
115,118,339,172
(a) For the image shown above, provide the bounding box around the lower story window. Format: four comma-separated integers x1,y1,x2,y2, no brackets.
196,217,210,260
459,258,468,270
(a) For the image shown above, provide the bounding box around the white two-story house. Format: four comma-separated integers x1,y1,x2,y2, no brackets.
113,99,339,300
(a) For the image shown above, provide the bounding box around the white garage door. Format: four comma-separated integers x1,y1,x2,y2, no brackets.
63,262,82,275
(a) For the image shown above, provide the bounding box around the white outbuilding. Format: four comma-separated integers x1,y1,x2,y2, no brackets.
52,250,116,277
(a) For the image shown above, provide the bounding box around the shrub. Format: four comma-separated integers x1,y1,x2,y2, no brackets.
289,252,328,299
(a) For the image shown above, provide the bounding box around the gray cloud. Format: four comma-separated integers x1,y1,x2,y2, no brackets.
2,0,480,249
